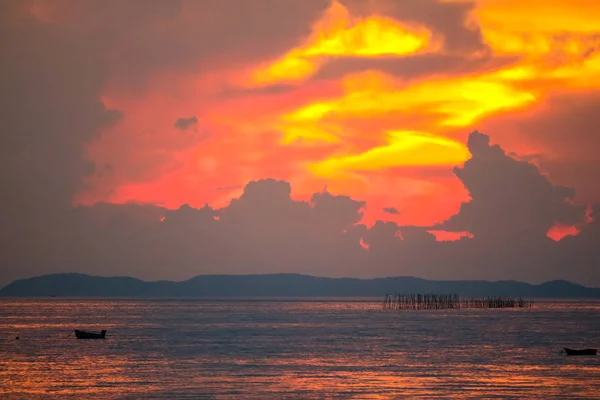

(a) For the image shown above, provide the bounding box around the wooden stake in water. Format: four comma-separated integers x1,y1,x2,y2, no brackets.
381,293,534,310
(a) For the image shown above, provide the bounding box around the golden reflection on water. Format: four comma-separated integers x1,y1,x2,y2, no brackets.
1,299,599,399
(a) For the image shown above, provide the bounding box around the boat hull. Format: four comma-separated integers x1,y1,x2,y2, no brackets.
564,347,597,356
74,329,107,339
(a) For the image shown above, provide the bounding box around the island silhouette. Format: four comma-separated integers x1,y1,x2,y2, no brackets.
1,273,598,298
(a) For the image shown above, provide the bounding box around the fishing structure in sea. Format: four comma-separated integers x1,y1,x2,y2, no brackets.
382,293,534,310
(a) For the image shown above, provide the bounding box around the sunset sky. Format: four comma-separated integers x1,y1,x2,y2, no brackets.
2,0,600,286
61,0,599,228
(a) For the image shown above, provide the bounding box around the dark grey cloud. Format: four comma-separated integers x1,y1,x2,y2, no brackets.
383,207,400,215
552,203,600,284
1,140,598,287
216,84,298,101
48,0,332,90
0,0,332,283
482,92,600,204
429,131,595,283
312,53,517,83
174,116,198,131
0,3,124,284
436,131,587,242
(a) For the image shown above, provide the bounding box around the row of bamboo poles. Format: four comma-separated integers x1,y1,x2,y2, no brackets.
382,293,534,310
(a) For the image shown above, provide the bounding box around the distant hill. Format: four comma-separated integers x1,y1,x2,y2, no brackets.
1,273,599,298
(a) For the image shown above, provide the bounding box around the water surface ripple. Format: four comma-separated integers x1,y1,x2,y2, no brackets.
1,298,599,399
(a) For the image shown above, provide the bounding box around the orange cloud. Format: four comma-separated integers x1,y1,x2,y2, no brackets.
471,0,600,89
78,0,600,232
471,0,600,33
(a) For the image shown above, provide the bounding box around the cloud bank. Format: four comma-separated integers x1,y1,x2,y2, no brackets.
1,130,598,286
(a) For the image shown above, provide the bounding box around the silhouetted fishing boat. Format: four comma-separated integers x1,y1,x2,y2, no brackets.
74,329,107,339
564,347,597,356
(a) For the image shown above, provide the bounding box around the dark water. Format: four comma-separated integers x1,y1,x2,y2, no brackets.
1,298,599,399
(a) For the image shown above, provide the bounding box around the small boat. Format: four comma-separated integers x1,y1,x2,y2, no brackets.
564,347,597,356
74,329,107,339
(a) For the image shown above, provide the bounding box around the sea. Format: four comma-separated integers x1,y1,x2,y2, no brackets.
1,298,599,399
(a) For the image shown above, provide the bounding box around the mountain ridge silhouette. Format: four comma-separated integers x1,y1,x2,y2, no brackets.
1,273,599,298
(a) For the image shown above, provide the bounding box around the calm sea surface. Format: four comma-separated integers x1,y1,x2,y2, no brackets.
1,298,599,399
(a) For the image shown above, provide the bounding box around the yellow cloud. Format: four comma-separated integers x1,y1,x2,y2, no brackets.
278,69,536,145
244,0,600,189
271,0,600,150
309,131,470,177
247,0,438,86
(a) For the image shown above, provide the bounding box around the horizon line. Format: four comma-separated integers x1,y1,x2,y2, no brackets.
3,272,597,290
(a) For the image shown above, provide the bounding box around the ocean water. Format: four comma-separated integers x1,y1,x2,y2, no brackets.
1,298,599,399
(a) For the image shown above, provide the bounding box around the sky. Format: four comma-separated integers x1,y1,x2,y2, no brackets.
1,0,599,287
